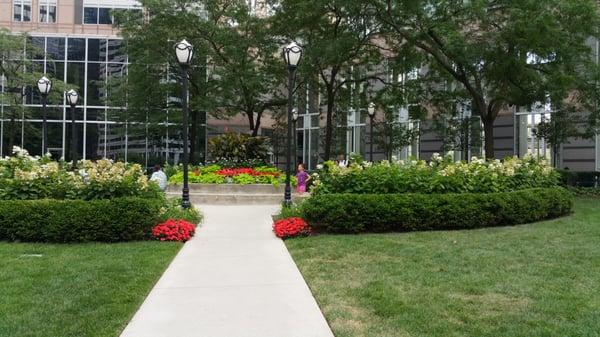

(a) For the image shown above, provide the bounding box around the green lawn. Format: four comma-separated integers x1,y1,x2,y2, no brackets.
286,199,600,337
0,241,181,337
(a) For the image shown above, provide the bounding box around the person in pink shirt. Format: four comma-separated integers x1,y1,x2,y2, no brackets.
295,163,311,194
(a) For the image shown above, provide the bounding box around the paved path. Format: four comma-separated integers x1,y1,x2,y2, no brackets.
120,205,334,337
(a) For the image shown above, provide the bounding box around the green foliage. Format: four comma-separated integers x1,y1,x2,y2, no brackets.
0,197,163,242
169,172,226,184
313,155,559,195
159,198,203,224
371,0,600,158
300,188,573,233
0,149,160,201
208,133,270,162
373,108,419,161
567,187,600,198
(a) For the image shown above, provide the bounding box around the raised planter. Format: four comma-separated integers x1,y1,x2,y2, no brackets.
167,184,308,205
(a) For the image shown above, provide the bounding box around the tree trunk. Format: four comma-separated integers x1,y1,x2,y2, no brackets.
483,119,495,159
246,111,256,135
323,88,335,161
251,112,262,137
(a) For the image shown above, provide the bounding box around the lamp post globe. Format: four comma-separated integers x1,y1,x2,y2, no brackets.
37,76,52,95
368,102,375,162
66,89,79,106
282,42,303,206
174,39,193,209
38,76,52,155
66,89,79,170
175,39,194,66
282,42,302,69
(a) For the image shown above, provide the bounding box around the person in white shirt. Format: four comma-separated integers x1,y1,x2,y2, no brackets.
150,164,168,191
338,154,348,168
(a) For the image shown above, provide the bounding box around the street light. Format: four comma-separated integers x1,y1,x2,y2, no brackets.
292,108,298,168
368,102,376,162
37,76,52,155
66,89,79,170
175,39,194,209
282,41,303,206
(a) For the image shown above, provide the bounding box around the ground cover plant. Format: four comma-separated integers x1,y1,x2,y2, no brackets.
0,241,181,337
285,199,600,337
168,164,293,186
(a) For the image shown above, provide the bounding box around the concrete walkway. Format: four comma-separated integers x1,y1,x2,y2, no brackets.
120,205,334,337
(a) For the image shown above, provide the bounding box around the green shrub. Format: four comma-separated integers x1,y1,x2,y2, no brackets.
567,186,600,198
312,155,560,195
159,198,203,224
0,149,159,201
0,197,163,243
208,133,269,162
300,188,573,233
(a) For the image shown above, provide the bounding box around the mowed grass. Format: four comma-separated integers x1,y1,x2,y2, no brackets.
286,199,600,337
0,241,181,337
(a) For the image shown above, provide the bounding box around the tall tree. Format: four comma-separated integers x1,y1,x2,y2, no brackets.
371,0,600,158
271,0,384,160
115,0,286,166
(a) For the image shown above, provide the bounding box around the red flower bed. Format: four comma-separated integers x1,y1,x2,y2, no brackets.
273,217,312,239
152,219,196,242
216,168,280,177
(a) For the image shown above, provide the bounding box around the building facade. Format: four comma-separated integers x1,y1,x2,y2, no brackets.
1,0,599,172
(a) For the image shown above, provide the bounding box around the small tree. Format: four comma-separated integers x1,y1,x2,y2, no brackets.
533,107,582,167
373,109,417,161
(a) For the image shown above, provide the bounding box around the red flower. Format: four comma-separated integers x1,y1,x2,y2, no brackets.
273,217,312,239
215,168,280,177
152,219,196,242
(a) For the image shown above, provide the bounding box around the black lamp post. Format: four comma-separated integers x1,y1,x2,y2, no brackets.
66,89,79,170
175,39,194,209
292,108,298,169
368,102,375,162
37,76,52,156
282,41,303,206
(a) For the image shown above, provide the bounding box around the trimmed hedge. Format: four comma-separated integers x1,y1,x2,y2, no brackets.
0,198,161,243
301,188,573,233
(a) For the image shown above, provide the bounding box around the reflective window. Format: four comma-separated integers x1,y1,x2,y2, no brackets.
13,0,32,22
87,38,103,62
39,0,57,23
98,7,112,24
46,37,65,60
67,38,86,61
84,7,98,24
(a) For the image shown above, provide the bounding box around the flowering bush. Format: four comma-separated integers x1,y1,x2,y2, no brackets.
168,165,293,186
152,219,196,242
0,146,160,200
311,154,560,195
273,217,312,239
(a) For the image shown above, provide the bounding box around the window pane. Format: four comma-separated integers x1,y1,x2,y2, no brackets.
107,39,126,63
47,122,63,159
67,38,85,61
39,4,47,22
85,122,103,160
23,122,42,156
66,62,85,97
27,36,45,60
23,4,31,21
86,63,105,106
46,60,64,80
84,7,98,24
14,4,22,21
98,7,112,24
87,38,105,62
48,5,56,23
46,37,65,60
